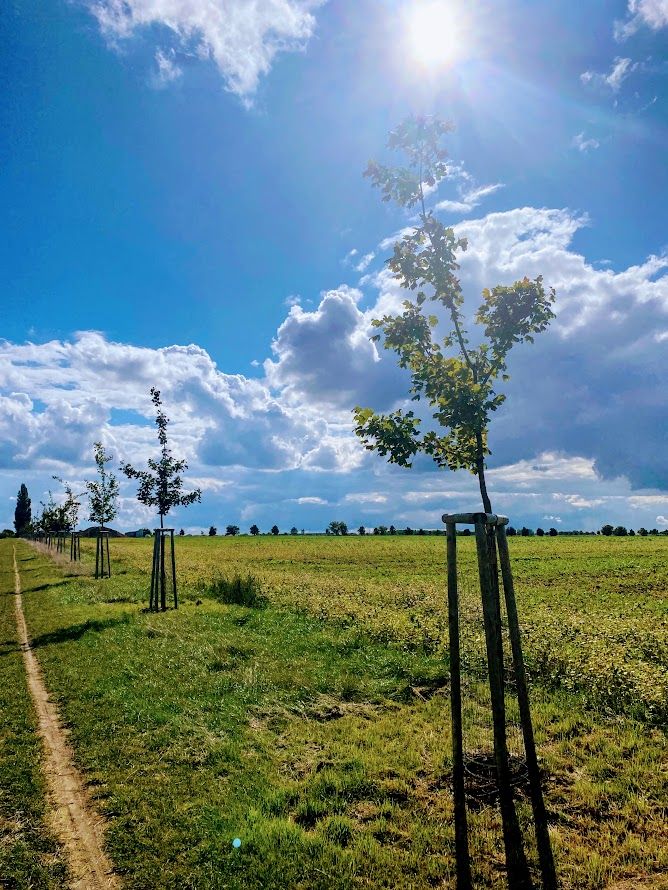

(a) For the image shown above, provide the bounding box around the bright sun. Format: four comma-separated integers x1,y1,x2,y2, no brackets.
404,1,471,70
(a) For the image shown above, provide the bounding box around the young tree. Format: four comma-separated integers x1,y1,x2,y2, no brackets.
353,117,555,514
14,483,31,535
53,476,83,532
249,524,260,536
121,389,201,528
40,492,67,533
86,442,120,530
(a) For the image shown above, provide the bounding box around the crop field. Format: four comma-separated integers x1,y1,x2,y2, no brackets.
1,534,667,889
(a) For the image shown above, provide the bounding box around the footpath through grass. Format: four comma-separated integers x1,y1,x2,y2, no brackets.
4,537,667,888
0,544,69,888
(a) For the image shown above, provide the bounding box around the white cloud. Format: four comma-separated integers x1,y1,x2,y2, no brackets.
2,201,667,532
615,0,668,39
554,493,606,509
572,132,600,152
264,285,406,412
581,57,637,91
154,48,182,86
88,0,326,101
657,515,668,526
355,252,375,273
343,492,387,505
436,181,504,216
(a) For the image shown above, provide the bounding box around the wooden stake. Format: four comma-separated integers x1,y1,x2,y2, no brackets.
170,530,178,610
497,525,558,889
474,517,533,889
446,521,472,889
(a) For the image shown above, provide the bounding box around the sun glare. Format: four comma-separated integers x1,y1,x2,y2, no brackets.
404,1,471,70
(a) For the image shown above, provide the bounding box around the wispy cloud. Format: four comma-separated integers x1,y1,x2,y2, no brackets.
615,0,668,40
153,49,182,87
572,132,600,152
581,57,637,91
354,252,375,273
435,177,504,216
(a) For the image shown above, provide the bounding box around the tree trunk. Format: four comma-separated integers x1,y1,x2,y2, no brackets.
475,431,493,514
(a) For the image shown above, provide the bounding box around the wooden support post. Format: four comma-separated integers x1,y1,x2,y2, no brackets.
105,532,111,578
160,532,166,611
95,531,111,579
150,534,160,611
170,530,178,610
474,517,533,890
497,525,557,890
447,521,472,890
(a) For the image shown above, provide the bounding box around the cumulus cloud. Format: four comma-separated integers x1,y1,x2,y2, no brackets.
615,0,668,39
2,203,667,531
365,206,668,491
264,285,406,412
88,0,326,100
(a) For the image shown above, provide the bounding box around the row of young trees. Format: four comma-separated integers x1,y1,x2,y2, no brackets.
13,389,200,539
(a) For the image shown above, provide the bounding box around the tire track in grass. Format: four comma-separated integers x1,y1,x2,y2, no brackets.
12,545,120,890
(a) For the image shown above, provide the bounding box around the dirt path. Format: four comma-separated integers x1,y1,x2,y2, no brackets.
12,545,120,889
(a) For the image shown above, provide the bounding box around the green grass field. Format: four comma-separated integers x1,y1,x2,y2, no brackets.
1,535,667,888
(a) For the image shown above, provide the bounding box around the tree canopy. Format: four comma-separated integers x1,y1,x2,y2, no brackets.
354,116,555,513
14,483,31,535
85,443,119,529
121,389,201,528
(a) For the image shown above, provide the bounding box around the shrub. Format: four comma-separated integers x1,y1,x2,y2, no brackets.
208,574,266,608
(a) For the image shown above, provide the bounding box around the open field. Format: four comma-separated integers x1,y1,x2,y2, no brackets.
1,535,667,888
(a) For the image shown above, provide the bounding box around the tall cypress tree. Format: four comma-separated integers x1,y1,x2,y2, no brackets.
14,484,31,534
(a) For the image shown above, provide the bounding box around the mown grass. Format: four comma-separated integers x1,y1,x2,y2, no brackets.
0,545,69,888
5,536,668,888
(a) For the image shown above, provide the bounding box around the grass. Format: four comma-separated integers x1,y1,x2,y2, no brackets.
2,536,667,888
0,545,69,888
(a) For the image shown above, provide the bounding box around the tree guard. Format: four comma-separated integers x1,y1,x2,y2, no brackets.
150,528,177,612
95,529,111,580
443,512,557,890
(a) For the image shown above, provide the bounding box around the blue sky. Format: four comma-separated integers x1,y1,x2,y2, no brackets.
1,0,667,533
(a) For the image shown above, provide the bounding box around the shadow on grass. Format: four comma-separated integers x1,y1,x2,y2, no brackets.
28,617,130,650
20,580,72,595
